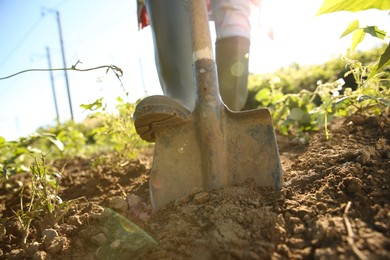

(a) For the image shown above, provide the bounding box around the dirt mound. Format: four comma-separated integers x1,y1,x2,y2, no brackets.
1,109,389,259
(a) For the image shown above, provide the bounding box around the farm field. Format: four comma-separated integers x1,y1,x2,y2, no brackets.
1,108,389,259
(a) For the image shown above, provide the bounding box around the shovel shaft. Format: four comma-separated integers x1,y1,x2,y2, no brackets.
189,0,214,62
194,59,229,189
189,0,221,105
189,0,228,189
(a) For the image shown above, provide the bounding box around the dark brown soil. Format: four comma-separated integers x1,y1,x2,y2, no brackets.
1,109,389,259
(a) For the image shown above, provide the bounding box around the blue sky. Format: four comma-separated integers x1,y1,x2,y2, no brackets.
0,0,389,140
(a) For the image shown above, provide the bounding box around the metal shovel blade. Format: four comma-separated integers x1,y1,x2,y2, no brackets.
141,0,282,210
149,106,282,210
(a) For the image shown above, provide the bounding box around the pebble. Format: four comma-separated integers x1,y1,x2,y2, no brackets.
42,229,58,244
109,196,128,210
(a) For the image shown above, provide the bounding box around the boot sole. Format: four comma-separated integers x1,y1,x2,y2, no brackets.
133,95,191,142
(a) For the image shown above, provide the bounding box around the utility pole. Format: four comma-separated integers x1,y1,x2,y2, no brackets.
46,46,60,124
42,8,74,121
55,10,74,121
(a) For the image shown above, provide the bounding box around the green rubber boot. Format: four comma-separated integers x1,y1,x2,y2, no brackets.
216,36,250,111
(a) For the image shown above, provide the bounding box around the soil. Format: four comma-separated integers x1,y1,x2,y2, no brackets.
1,109,389,260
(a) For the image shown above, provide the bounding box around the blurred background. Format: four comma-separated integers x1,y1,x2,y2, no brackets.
0,0,389,140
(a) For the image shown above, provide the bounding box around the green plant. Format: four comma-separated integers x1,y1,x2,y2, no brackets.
254,54,389,140
316,0,390,76
0,133,64,182
13,152,69,244
84,97,145,159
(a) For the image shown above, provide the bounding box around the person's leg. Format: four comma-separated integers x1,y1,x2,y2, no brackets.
135,0,194,142
144,0,195,111
211,0,251,111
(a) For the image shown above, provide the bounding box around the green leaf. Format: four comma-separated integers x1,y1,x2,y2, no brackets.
341,20,359,38
27,146,42,154
48,137,64,152
369,43,390,78
363,26,387,40
289,108,304,121
351,29,366,52
255,88,272,106
0,136,5,146
80,98,103,111
378,42,390,69
316,0,390,16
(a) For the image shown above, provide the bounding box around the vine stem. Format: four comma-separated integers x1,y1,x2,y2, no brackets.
0,61,123,81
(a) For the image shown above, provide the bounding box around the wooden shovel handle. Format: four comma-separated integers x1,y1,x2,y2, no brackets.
189,0,214,62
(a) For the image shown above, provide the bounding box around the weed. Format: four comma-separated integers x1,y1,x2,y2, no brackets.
13,153,69,244
85,97,145,159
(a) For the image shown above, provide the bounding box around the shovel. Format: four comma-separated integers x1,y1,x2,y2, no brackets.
134,0,282,210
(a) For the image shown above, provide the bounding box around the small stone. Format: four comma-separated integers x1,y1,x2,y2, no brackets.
193,192,210,204
91,233,107,246
42,229,58,244
109,196,128,210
